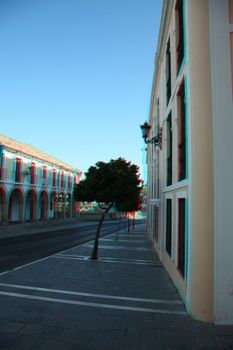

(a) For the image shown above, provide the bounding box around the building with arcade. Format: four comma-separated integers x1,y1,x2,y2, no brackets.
0,134,82,224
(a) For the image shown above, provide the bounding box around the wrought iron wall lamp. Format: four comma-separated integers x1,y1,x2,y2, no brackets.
140,122,162,149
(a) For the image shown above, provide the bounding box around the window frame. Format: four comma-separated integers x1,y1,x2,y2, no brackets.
177,78,187,181
30,162,36,185
61,171,64,188
166,112,173,186
177,197,186,278
165,198,172,257
52,169,57,187
166,37,172,105
15,158,22,183
175,0,185,75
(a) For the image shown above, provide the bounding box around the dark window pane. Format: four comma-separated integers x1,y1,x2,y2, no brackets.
176,0,184,73
166,38,171,105
167,114,172,186
178,82,186,180
166,199,172,256
178,198,186,276
15,158,22,182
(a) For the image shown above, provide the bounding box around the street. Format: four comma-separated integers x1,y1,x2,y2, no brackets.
0,220,136,274
0,223,232,350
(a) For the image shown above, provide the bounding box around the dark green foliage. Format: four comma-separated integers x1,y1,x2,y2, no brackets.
73,157,142,212
73,158,142,259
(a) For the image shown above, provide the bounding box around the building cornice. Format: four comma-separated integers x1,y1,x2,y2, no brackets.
148,0,175,124
0,134,82,175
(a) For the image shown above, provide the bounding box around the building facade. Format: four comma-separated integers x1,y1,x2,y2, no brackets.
0,135,82,224
146,0,233,324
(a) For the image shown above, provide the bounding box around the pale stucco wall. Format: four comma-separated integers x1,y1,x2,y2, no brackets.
209,0,233,324
187,0,214,322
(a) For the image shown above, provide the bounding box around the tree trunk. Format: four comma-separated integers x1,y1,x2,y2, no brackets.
128,216,130,233
90,203,113,260
115,216,122,240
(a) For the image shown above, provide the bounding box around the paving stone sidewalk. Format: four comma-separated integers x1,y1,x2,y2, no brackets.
0,223,232,350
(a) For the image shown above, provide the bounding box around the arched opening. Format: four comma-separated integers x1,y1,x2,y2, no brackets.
8,188,23,223
25,190,37,222
0,186,7,224
38,191,48,221
49,191,57,219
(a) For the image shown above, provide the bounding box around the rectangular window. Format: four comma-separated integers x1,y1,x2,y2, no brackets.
153,163,156,199
230,33,233,98
166,38,172,105
43,166,47,178
157,99,160,198
151,164,154,198
229,0,233,24
178,198,186,277
176,0,184,74
166,199,172,256
150,207,153,240
153,206,156,241
52,169,56,187
15,158,22,182
68,174,71,189
154,206,159,242
30,162,35,184
156,154,160,198
42,166,47,186
177,80,186,181
61,172,64,188
167,113,172,186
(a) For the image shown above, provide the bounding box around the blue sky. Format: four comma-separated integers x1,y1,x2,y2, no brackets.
0,0,163,179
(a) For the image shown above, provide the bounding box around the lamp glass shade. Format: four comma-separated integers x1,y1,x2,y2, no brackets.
140,122,151,139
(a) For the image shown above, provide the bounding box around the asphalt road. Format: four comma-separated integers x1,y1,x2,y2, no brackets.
0,220,143,274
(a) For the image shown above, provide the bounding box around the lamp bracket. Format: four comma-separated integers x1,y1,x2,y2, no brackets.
145,130,162,149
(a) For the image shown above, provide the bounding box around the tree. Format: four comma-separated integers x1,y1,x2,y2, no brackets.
73,157,142,259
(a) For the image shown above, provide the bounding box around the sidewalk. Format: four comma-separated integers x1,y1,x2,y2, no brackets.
0,224,232,349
